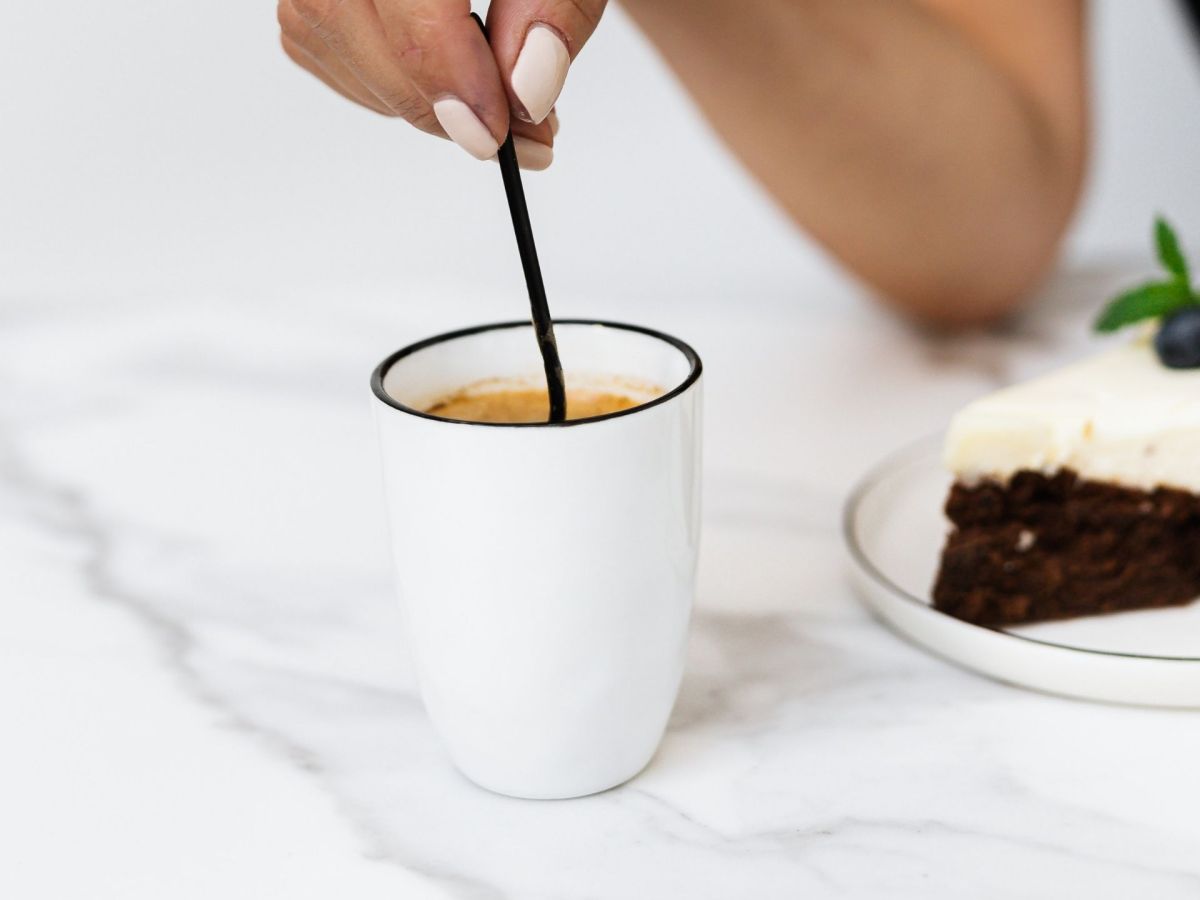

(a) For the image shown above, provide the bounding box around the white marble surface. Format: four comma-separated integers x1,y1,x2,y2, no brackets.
5,269,1200,898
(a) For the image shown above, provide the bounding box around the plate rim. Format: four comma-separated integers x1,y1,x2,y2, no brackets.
843,433,1200,665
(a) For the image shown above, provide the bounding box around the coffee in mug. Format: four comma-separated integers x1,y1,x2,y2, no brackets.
424,377,662,424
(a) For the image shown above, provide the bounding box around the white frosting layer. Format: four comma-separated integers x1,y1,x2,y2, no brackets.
945,338,1200,492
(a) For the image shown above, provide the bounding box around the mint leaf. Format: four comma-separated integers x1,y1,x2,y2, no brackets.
1156,217,1189,284
1094,280,1193,333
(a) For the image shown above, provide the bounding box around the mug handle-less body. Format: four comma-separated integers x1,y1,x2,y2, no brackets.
372,320,703,799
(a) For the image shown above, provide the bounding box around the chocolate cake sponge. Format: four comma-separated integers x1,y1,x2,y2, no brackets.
932,470,1200,627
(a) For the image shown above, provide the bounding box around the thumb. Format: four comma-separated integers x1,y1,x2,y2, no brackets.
485,0,607,125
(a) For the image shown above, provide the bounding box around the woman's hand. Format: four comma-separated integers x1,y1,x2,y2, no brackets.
278,0,606,170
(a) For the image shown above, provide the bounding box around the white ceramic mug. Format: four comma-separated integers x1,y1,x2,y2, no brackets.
371,320,703,799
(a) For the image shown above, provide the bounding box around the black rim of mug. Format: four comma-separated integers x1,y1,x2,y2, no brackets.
371,319,703,428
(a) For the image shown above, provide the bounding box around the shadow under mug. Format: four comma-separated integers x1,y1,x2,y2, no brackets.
371,320,703,799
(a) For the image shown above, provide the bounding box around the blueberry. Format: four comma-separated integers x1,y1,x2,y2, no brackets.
1155,307,1200,369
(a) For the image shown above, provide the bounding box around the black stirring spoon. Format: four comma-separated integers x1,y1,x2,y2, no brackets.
472,13,567,423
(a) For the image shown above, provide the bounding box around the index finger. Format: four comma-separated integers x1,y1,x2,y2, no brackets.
371,0,512,158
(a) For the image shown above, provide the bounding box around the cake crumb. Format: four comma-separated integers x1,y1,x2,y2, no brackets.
1016,529,1036,552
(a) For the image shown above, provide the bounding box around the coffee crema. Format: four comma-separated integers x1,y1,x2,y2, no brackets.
424,379,660,424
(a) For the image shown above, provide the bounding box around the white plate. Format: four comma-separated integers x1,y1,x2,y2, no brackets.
844,435,1200,707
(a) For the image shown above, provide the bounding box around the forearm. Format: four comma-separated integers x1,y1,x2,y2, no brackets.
620,0,1087,324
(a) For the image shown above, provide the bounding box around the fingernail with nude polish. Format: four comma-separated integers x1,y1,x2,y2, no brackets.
433,97,500,161
492,137,554,171
511,25,569,125
513,136,553,171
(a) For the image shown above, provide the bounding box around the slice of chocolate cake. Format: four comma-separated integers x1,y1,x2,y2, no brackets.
933,338,1200,627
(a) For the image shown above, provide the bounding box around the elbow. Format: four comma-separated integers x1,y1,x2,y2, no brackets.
866,211,1075,330
871,141,1087,330
873,272,1041,330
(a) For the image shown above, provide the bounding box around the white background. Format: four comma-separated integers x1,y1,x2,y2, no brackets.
2,0,1200,310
